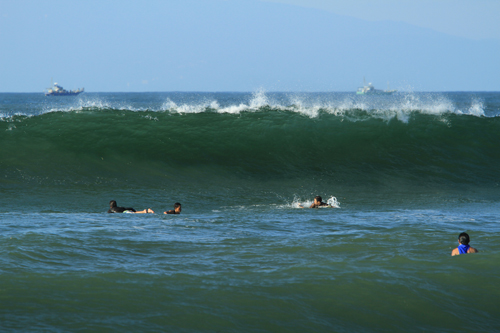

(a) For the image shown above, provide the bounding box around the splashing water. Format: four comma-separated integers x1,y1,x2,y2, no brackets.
0,90,493,122
327,196,340,208
291,196,341,209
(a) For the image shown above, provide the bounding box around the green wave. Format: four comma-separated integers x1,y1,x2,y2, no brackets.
1,109,499,189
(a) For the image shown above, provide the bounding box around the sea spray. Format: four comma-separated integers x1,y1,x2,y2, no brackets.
1,91,490,120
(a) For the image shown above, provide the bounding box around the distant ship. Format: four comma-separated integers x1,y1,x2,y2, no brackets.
45,80,84,96
356,78,396,95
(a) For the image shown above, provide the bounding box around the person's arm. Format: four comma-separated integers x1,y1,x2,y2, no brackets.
468,247,479,253
309,203,317,208
451,248,459,256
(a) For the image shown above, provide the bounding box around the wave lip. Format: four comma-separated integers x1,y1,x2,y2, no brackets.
1,91,492,122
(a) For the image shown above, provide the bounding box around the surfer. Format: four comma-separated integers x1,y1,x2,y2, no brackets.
107,200,154,214
164,202,182,214
298,196,332,208
451,232,479,256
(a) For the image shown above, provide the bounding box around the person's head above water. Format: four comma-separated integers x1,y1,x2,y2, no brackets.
109,200,117,208
451,232,478,256
314,196,323,204
458,232,470,245
164,202,182,214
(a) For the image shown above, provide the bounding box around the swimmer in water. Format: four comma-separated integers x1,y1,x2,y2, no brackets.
298,196,332,208
107,200,154,214
451,232,479,256
164,202,182,214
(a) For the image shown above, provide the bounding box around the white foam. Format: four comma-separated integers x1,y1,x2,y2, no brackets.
249,89,269,109
327,196,341,208
288,96,322,118
1,91,491,122
466,99,485,117
218,89,275,114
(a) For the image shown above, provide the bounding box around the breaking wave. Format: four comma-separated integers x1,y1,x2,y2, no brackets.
0,91,491,124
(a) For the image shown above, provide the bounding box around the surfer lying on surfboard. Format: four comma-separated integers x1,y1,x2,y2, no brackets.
164,202,182,214
298,196,335,208
107,200,154,214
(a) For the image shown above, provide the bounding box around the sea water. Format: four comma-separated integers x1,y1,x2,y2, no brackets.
1,91,499,332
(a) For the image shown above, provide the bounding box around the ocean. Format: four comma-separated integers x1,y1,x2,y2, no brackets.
1,91,499,332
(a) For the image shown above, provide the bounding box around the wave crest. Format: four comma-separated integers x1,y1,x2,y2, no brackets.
0,91,490,123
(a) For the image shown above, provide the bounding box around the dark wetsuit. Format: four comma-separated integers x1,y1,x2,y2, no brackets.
165,210,179,214
108,206,136,213
310,202,330,208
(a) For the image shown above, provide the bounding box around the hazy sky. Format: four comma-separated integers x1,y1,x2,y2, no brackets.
262,0,500,40
0,0,498,92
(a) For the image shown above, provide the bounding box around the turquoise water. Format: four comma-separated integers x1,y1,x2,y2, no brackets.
1,92,499,331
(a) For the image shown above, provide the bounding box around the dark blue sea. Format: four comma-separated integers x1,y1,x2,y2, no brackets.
1,91,499,332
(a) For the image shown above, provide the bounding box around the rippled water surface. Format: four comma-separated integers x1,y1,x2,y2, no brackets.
1,92,499,331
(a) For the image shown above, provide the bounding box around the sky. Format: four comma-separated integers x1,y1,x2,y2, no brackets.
0,0,498,92
262,0,500,40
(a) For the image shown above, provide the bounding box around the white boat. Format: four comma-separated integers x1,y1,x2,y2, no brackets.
45,79,84,96
356,78,396,95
